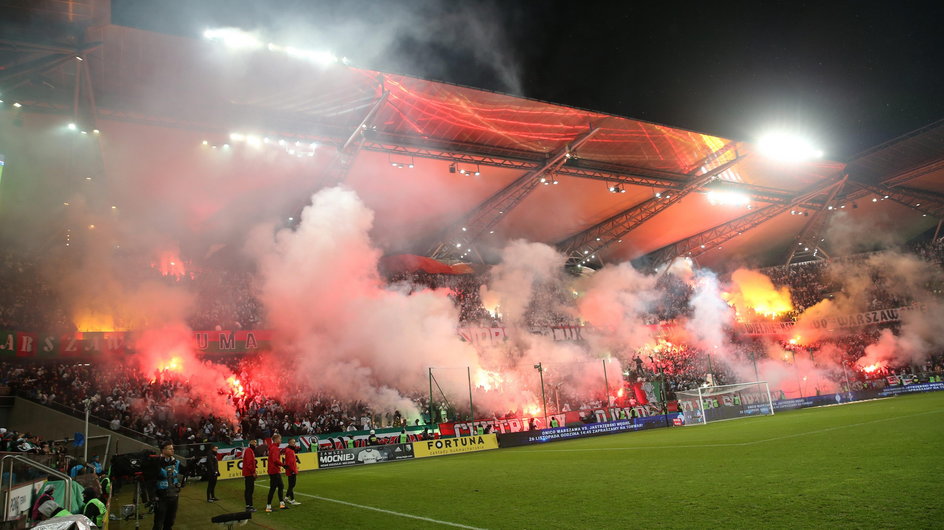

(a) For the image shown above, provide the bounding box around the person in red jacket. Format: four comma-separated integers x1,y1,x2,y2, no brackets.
242,439,258,513
284,438,300,505
265,434,287,512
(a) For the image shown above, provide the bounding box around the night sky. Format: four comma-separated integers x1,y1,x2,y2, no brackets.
110,0,944,160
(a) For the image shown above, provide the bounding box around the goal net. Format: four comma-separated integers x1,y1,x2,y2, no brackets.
676,381,774,425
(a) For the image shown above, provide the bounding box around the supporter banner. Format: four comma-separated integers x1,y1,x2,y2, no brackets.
498,419,667,448
193,330,273,355
737,321,795,335
0,330,272,358
207,427,431,460
457,325,584,346
442,403,674,436
301,428,428,452
317,443,414,469
413,434,498,458
737,304,927,335
2,325,591,357
218,452,318,480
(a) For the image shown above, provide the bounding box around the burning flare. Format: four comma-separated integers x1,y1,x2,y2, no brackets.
723,269,794,320
74,312,124,332
473,369,504,391
226,376,246,398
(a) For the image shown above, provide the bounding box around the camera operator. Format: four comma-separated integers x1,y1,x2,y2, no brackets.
153,441,184,530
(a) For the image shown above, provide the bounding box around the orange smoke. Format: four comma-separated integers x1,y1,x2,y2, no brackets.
723,269,794,320
153,251,188,280
74,312,125,332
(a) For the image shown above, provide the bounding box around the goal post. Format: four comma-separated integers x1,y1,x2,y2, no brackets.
676,381,774,425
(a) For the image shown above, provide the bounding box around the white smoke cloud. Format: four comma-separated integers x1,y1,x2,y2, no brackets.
480,240,565,325
685,270,734,353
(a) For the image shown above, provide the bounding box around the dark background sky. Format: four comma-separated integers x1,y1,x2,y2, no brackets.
110,0,944,160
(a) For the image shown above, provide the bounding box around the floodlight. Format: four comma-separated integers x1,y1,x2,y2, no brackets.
203,28,263,50
707,190,749,206
757,131,823,162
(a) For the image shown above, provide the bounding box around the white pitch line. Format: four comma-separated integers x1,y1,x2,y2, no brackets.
258,484,485,529
525,407,944,453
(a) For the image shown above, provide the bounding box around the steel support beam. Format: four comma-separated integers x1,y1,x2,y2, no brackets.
558,145,744,266
783,175,848,264
643,177,847,268
849,182,944,217
428,125,600,261
321,87,389,185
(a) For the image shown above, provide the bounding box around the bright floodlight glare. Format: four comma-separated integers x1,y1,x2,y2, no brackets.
283,46,338,66
707,190,750,206
203,28,263,50
757,131,824,162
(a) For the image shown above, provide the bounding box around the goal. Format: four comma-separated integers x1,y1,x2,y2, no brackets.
676,381,774,425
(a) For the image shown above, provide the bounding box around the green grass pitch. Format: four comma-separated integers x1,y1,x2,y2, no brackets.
110,392,944,529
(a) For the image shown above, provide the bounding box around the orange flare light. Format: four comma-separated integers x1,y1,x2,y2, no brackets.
723,269,794,320
153,251,188,280
156,356,184,373
862,363,882,374
226,376,245,398
473,369,503,391
74,312,124,332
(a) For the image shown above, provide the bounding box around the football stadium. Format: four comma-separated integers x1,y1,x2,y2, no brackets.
0,1,943,528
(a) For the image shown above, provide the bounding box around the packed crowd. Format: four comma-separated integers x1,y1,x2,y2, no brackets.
4,239,944,334
0,358,426,448
2,317,940,450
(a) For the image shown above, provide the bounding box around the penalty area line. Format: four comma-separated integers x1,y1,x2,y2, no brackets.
258,484,485,529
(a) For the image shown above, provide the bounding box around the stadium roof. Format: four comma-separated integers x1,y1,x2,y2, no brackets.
2,0,943,271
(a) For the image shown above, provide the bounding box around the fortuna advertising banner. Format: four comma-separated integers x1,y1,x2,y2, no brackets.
412,434,498,458
219,452,318,480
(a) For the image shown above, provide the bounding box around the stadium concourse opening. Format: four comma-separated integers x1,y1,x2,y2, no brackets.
0,0,943,527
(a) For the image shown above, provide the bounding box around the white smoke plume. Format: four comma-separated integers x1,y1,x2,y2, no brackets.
576,261,659,354
249,186,484,418
480,240,565,325
685,269,734,354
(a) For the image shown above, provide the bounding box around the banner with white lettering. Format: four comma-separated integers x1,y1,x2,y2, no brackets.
317,444,414,469
441,404,675,436
737,304,926,335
